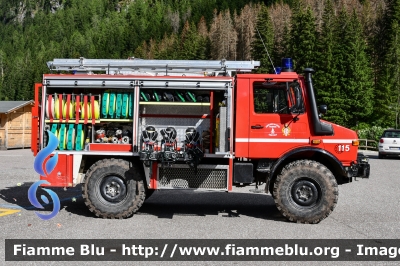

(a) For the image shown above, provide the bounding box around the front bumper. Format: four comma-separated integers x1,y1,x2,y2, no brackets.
348,152,370,178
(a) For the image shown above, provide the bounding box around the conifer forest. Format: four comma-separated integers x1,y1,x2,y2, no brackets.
0,0,399,132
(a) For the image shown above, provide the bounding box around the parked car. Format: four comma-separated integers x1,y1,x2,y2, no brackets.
378,129,400,159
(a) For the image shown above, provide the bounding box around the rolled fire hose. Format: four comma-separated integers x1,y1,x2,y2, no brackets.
54,97,59,119
75,124,84,151
93,100,100,120
63,99,75,119
46,96,55,119
128,92,134,118
80,102,92,119
50,124,58,144
175,91,185,102
116,93,122,119
140,91,149,102
185,91,196,102
58,124,66,150
163,92,174,101
101,92,110,118
108,92,116,118
54,98,65,119
152,90,162,102
121,93,129,118
66,124,76,150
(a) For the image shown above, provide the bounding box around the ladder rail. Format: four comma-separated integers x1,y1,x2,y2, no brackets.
47,57,260,75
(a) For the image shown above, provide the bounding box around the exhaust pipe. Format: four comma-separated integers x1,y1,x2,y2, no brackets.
304,68,333,136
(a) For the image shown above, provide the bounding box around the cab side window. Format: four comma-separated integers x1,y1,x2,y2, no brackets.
253,82,304,114
253,85,289,114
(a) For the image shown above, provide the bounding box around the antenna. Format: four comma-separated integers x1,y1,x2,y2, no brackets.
256,27,277,74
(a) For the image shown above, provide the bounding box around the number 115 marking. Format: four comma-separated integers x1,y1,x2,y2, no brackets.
338,145,350,152
336,144,350,153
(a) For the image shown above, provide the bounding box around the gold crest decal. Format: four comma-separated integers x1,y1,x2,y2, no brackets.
282,124,291,136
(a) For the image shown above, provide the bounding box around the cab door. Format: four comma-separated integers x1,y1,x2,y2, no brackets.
248,81,309,158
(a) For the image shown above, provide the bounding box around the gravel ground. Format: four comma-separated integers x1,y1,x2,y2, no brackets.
0,149,399,265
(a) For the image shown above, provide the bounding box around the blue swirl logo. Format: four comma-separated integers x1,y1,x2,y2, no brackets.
28,130,61,220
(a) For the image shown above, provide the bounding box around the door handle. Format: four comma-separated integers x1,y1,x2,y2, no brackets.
251,124,264,129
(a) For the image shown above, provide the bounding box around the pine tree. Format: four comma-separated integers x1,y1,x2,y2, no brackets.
361,0,386,127
374,0,400,128
235,4,261,61
179,20,201,59
0,50,4,100
380,21,400,128
196,16,210,60
209,9,237,60
288,5,317,73
269,1,292,65
251,4,275,73
313,0,345,125
133,41,149,59
166,8,181,34
155,33,179,60
326,7,356,126
341,11,374,128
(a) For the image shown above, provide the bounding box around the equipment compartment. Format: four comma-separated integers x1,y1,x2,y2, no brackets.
41,88,135,152
138,89,224,155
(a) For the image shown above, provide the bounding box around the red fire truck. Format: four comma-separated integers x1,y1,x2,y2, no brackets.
31,57,369,223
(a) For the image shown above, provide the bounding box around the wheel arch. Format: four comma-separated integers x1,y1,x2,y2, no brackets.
80,155,144,183
268,147,347,193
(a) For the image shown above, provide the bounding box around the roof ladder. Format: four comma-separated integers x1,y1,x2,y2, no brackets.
47,57,260,76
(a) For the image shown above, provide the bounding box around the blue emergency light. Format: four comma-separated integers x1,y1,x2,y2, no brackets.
281,58,294,72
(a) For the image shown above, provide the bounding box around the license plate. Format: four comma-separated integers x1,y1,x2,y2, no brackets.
389,147,400,150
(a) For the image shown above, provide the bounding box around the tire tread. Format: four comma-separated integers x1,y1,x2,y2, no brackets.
82,159,145,219
273,159,338,224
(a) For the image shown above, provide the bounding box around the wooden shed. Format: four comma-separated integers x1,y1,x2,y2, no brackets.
0,101,34,150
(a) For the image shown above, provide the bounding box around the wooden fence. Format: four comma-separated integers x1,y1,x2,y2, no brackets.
358,139,377,151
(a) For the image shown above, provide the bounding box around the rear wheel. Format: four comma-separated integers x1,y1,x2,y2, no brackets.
378,153,385,159
82,159,145,218
273,160,338,224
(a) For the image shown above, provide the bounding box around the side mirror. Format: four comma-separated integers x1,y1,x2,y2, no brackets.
294,87,301,110
289,86,303,113
319,105,327,115
287,84,304,113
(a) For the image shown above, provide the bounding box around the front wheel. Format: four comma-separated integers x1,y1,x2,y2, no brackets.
82,159,145,219
273,160,338,224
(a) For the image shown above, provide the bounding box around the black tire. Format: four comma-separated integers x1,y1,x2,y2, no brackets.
82,159,145,219
378,153,385,159
273,160,338,224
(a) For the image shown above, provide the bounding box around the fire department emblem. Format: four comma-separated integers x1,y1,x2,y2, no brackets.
266,123,280,136
282,124,291,136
